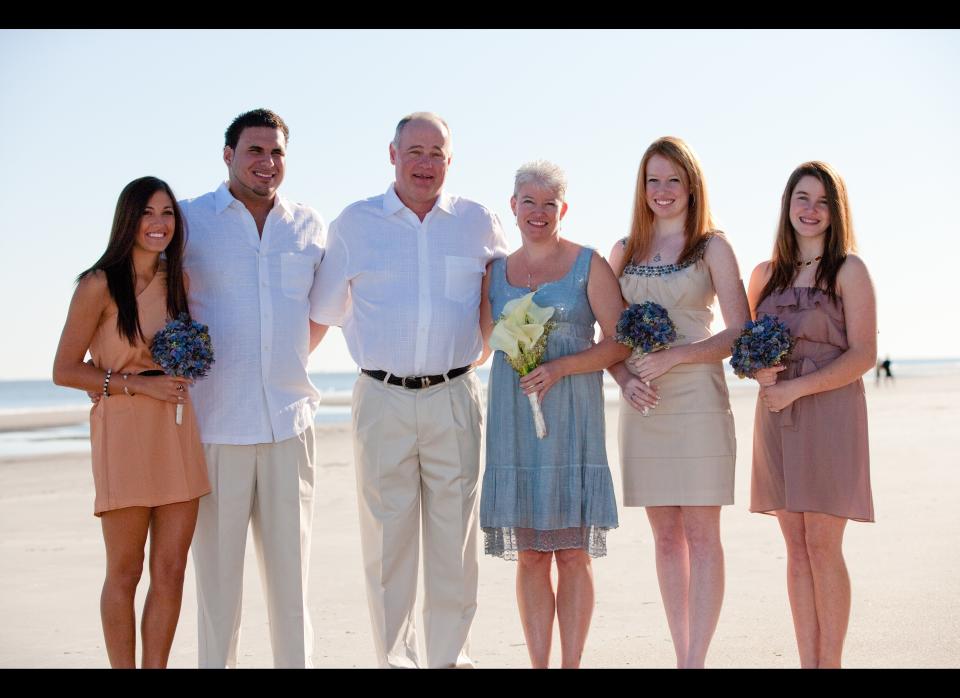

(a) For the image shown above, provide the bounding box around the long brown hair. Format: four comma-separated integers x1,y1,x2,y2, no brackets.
78,176,190,344
617,136,715,275
758,161,856,305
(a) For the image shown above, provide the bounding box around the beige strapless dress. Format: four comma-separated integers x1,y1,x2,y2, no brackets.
618,236,736,506
88,268,210,516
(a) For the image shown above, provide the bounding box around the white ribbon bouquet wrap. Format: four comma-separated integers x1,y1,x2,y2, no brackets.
489,292,556,439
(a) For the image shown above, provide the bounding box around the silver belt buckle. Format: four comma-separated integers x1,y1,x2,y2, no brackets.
421,375,431,388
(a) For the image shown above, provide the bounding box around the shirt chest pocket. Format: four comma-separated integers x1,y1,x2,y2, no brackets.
279,252,316,299
444,255,484,304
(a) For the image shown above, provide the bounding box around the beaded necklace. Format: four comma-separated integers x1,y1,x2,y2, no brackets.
622,235,711,277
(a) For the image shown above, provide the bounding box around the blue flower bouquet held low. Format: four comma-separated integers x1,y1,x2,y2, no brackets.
151,313,215,425
614,301,678,354
729,314,794,379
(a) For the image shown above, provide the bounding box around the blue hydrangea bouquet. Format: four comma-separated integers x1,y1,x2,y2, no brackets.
729,314,793,379
614,301,678,355
151,313,215,425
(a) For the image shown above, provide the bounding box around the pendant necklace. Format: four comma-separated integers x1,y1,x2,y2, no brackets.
523,242,561,291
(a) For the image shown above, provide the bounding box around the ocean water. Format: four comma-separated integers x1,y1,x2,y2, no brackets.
2,359,956,459
0,370,488,458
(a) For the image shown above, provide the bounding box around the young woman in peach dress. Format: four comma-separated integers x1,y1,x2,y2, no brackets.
53,176,210,668
747,162,876,668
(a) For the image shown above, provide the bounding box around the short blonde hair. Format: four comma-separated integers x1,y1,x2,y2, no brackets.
513,160,568,200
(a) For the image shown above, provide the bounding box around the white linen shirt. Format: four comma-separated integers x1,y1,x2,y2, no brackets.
181,182,326,445
310,184,508,377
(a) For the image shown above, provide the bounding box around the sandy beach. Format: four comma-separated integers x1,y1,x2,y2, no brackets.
1,373,957,668
0,408,91,433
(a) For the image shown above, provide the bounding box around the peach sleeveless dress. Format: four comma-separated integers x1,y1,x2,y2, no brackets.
88,268,210,516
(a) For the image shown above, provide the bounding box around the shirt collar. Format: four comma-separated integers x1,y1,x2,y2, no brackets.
273,191,294,218
214,181,235,214
382,183,457,219
214,181,293,219
436,190,456,216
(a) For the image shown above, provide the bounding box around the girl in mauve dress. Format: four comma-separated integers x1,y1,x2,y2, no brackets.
747,161,876,668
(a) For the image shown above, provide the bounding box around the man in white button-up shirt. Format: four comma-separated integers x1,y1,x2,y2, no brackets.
312,113,508,668
180,109,327,668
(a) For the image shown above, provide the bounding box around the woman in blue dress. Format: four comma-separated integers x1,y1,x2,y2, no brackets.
479,161,629,668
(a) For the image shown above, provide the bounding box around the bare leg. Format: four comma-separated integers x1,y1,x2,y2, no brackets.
516,549,555,668
680,506,724,668
100,507,151,668
141,499,200,668
646,506,689,667
555,548,594,669
776,511,819,667
803,512,850,668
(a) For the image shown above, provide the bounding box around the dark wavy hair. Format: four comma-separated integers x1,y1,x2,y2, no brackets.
78,177,190,344
224,108,289,150
758,161,857,306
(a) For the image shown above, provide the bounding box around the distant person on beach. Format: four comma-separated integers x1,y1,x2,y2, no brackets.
747,161,876,668
311,112,508,667
179,109,328,668
881,356,893,383
53,176,211,668
873,356,893,385
478,161,627,668
607,137,749,668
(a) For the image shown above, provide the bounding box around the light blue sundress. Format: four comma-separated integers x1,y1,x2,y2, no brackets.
480,245,619,560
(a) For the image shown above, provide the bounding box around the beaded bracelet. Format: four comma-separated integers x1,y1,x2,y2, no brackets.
102,369,112,398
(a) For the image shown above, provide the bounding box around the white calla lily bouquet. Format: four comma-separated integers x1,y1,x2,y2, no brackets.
489,291,556,439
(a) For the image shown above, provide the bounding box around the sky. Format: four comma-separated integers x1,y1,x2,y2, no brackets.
1,29,957,380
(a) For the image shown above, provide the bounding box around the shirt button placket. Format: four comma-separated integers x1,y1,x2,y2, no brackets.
414,216,431,376
257,233,273,438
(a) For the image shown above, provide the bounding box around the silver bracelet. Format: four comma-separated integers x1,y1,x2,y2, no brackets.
102,369,112,397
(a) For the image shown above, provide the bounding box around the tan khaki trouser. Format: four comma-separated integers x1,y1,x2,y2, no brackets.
192,426,317,668
352,372,483,668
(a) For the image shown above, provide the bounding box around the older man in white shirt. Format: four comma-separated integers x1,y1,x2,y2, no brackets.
180,109,327,668
311,113,508,668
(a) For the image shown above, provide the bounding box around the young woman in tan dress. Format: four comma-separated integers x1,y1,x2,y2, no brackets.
747,162,876,668
608,138,749,668
53,176,210,668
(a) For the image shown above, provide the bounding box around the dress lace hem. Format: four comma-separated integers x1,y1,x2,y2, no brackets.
482,525,613,560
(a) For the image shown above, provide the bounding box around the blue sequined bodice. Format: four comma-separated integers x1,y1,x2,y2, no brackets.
490,246,597,352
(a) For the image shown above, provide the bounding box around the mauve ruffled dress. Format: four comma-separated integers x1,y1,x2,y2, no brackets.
751,287,874,522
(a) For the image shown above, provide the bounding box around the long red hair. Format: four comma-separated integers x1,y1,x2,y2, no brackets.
617,136,715,275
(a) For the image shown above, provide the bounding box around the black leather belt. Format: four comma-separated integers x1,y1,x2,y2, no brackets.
361,365,473,390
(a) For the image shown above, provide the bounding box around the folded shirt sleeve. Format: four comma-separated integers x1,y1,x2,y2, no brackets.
488,212,510,261
309,215,350,326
